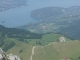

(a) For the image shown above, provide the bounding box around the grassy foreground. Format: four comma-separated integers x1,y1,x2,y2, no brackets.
4,33,80,60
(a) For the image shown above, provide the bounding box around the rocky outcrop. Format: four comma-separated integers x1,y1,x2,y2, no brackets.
0,48,21,60
0,48,6,60
59,37,66,43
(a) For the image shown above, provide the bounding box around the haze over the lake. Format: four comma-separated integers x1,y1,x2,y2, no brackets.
0,0,80,27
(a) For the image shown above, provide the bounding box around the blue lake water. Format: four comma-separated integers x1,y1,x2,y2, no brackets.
0,0,80,27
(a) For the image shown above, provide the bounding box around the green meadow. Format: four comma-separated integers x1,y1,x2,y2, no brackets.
1,33,79,60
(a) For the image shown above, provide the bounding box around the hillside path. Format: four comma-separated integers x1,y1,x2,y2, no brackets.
29,47,36,60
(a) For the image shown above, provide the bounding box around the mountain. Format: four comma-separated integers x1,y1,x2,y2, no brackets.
1,25,70,51
19,6,80,39
5,37,80,60
1,25,80,60
0,25,43,60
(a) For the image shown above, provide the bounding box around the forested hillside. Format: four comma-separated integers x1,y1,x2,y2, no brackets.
0,25,42,39
0,25,42,51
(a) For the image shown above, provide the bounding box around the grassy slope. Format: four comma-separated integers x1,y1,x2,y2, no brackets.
7,41,80,60
26,33,71,46
6,38,33,60
4,33,80,60
33,41,80,60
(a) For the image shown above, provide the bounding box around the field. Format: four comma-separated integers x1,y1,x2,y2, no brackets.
25,33,71,46
3,33,80,60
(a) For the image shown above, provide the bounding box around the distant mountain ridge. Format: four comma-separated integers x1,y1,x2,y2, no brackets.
0,0,27,12
19,6,80,39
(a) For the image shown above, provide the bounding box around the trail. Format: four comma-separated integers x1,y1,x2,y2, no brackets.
29,42,54,60
29,47,36,60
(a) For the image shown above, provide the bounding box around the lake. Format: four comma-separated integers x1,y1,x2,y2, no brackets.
0,0,80,27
